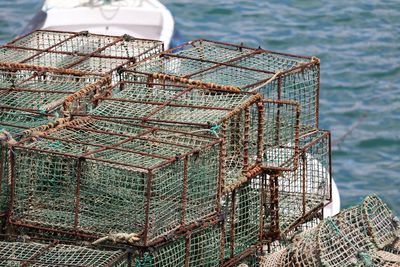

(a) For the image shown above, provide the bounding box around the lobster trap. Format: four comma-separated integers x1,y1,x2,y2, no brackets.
8,117,223,246
0,238,129,267
126,39,320,134
261,130,332,240
276,195,400,267
82,80,264,191
0,30,164,76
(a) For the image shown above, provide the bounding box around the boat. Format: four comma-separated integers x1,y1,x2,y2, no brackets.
24,0,175,49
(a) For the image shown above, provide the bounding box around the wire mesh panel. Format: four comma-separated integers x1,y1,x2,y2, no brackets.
0,240,128,266
223,179,262,260
82,80,263,191
261,99,300,171
9,117,222,246
1,30,164,76
127,39,320,133
132,218,224,267
0,65,111,117
262,130,331,240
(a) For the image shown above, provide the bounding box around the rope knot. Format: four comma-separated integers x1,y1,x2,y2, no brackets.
92,232,140,245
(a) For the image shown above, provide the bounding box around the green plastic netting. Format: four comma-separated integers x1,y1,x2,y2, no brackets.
10,117,221,246
0,240,128,266
127,39,319,134
1,30,164,75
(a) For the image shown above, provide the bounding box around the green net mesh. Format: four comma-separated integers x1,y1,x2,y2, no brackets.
10,118,221,245
128,39,319,133
133,220,223,267
1,30,164,75
223,179,262,260
0,240,128,266
262,130,331,237
87,80,262,191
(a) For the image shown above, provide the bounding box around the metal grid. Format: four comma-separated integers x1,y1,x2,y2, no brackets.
126,39,320,133
1,30,164,76
9,117,222,246
0,65,111,117
262,130,331,240
79,80,263,191
0,240,128,266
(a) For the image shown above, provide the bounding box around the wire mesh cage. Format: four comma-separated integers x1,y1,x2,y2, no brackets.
261,130,331,240
125,39,320,134
80,79,263,191
0,30,164,76
0,238,129,267
8,117,223,246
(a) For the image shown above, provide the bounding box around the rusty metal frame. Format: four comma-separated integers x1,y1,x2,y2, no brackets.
7,117,224,246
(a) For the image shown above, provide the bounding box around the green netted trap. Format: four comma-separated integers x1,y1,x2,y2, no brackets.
125,39,320,133
9,117,222,246
85,80,263,191
261,130,331,239
223,179,262,260
269,195,400,267
0,239,128,266
0,30,164,76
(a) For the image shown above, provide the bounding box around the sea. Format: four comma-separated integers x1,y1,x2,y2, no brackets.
0,0,399,215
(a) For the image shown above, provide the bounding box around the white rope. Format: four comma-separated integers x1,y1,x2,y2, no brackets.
92,232,140,245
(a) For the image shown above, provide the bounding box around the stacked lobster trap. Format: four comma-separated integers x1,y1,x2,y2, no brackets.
0,30,338,266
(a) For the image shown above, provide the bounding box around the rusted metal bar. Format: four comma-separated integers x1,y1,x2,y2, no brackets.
74,158,83,230
302,154,307,216
78,114,209,127
0,105,56,116
143,171,154,244
181,156,189,225
166,39,313,60
222,244,262,267
243,108,250,172
97,97,233,111
268,170,280,240
0,87,75,94
184,234,190,267
230,190,236,258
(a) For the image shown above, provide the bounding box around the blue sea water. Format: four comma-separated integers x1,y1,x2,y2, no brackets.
0,0,399,214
